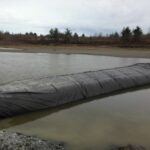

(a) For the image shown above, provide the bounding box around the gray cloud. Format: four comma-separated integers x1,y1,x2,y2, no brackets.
0,0,149,35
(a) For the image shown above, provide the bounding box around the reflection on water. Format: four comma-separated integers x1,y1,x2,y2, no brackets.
0,52,150,149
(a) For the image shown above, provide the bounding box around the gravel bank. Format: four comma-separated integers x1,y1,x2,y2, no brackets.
0,130,65,150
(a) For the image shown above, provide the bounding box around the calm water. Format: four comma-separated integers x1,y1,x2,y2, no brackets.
0,52,150,149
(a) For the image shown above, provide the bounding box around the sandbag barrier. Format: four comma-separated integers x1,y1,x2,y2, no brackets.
0,63,150,118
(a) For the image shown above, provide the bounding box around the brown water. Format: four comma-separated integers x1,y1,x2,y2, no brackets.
0,52,150,149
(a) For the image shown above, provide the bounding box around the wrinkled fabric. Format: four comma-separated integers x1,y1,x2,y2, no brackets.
0,63,150,118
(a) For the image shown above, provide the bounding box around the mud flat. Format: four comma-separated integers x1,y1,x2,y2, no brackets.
0,47,23,51
0,46,150,58
0,63,150,118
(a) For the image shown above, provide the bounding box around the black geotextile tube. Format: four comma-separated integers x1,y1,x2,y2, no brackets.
0,63,150,118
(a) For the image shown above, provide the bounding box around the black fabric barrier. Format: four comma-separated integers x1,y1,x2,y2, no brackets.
0,63,150,118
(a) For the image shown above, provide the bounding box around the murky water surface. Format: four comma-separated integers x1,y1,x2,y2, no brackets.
0,52,150,149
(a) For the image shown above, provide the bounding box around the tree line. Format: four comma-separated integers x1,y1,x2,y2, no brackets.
0,26,150,47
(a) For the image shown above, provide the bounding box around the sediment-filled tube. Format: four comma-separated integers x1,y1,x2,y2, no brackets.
0,63,150,118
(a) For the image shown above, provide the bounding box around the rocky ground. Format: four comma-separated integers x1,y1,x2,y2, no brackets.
0,130,147,150
0,130,65,150
112,144,146,150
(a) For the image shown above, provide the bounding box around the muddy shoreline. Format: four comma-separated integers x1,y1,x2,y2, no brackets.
0,45,150,58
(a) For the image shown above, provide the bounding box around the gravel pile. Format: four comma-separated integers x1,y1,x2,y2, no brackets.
0,130,64,150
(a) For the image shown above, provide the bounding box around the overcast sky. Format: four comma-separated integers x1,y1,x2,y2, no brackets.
0,0,149,35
